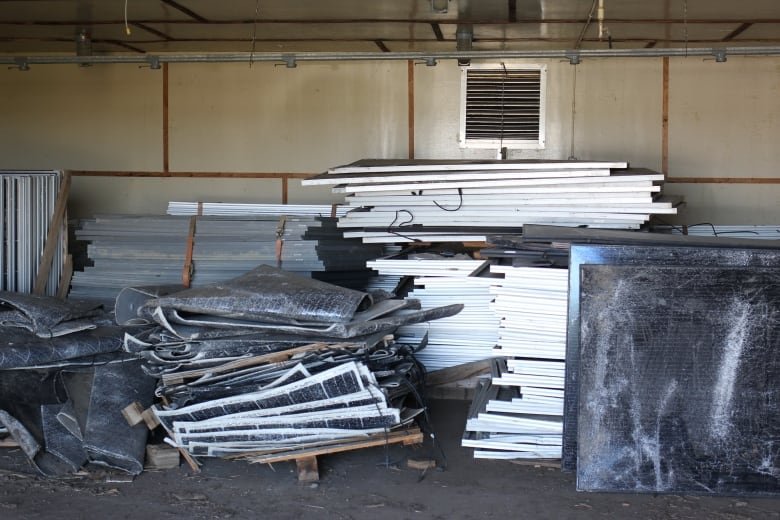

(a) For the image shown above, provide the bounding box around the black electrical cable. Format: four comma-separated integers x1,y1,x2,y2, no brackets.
433,188,464,212
386,209,423,243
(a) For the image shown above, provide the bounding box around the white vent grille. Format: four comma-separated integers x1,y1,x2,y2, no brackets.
460,64,546,149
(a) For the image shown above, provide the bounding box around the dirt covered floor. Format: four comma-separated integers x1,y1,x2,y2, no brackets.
1,399,778,520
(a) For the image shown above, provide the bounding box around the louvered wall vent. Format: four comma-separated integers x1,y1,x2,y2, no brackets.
459,64,546,149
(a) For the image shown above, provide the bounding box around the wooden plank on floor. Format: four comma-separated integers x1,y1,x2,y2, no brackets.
246,428,424,465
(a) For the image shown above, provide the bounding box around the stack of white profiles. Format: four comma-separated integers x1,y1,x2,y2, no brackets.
303,159,676,243
462,265,568,460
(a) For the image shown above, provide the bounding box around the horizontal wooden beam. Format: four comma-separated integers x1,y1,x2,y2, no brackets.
71,171,312,179
8,36,780,45
3,18,780,26
666,177,780,184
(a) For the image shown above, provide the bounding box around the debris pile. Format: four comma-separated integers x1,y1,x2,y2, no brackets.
120,265,461,461
0,291,154,477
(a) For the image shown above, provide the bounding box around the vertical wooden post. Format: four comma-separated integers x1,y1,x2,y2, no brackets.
163,62,170,173
282,176,289,204
407,60,415,160
662,57,669,179
33,171,71,295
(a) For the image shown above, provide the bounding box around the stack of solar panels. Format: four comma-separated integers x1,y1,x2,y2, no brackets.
70,212,384,304
368,256,501,371
462,265,567,460
0,170,64,296
302,159,676,243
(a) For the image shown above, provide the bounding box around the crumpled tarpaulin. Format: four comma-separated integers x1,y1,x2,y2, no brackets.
145,265,373,325
0,291,103,337
0,327,125,370
120,266,462,340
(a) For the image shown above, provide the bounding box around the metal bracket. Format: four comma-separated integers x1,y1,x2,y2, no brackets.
565,52,581,65
712,49,727,63
146,55,161,70
279,55,297,68
10,57,29,71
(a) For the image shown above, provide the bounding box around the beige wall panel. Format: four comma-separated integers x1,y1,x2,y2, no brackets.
0,65,161,171
168,62,407,173
414,59,573,160
663,184,780,225
572,59,663,171
668,57,780,178
287,180,345,206
69,177,282,218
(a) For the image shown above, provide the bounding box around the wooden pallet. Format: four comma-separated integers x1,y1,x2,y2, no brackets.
245,427,425,482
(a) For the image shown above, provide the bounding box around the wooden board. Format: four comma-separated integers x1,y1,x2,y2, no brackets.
245,427,424,481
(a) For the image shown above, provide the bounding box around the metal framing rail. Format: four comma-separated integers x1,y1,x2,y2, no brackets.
3,46,780,68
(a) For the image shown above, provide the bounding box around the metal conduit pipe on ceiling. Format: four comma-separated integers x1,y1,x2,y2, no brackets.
2,46,780,68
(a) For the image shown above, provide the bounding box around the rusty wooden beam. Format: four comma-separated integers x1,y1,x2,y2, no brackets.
71,171,313,179
162,63,169,172
407,60,415,160
662,57,669,179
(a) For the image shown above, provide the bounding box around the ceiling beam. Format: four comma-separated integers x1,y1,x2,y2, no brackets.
132,22,173,41
99,39,146,54
159,0,208,23
2,18,780,26
508,0,517,24
430,23,444,41
722,22,753,41
374,40,390,52
5,36,780,46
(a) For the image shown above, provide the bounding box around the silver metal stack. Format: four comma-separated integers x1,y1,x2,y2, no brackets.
71,211,384,304
0,170,64,296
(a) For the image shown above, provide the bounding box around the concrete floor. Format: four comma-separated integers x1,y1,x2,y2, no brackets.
1,399,779,520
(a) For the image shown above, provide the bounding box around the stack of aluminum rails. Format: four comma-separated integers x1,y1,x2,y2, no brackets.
167,201,349,218
0,170,64,296
166,201,388,293
70,214,380,304
368,257,500,371
302,159,677,243
462,265,567,460
654,224,780,239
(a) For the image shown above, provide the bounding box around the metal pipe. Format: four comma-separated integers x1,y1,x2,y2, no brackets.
2,46,780,67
